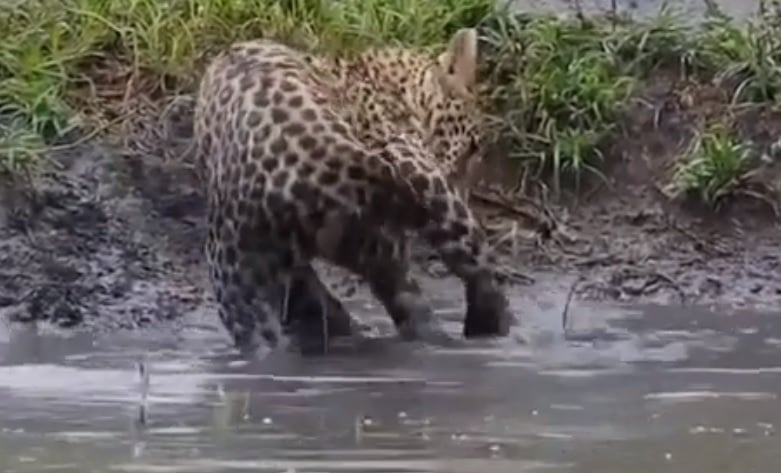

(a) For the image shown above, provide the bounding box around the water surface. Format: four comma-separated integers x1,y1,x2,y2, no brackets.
1,278,779,473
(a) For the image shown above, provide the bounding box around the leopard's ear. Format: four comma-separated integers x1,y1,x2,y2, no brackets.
437,28,478,94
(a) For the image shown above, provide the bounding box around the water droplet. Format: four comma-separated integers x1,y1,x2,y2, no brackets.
690,426,705,434
665,453,672,461
132,441,145,458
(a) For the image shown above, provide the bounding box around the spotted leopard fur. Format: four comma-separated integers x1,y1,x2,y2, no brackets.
193,28,512,356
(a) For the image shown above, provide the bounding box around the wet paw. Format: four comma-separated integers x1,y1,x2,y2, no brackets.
392,291,452,344
464,280,514,338
324,311,358,338
288,315,374,357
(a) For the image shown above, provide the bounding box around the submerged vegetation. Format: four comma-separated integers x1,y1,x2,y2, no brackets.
0,0,780,210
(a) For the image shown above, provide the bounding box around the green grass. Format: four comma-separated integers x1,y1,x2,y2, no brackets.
696,1,781,104
479,2,781,202
0,0,779,208
0,0,494,175
668,123,756,207
481,12,636,194
0,119,47,176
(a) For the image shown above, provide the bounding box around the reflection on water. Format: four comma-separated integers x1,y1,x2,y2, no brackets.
1,280,781,473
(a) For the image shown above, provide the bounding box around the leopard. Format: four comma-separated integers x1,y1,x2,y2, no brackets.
303,32,491,197
193,27,514,356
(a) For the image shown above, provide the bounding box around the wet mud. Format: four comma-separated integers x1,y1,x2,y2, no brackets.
477,72,781,314
0,139,210,331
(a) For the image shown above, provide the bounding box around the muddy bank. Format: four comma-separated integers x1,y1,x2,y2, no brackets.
0,138,210,331
476,75,781,311
0,81,780,334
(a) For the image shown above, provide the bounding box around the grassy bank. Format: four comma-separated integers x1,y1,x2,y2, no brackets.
0,0,493,172
1,0,780,211
481,1,781,209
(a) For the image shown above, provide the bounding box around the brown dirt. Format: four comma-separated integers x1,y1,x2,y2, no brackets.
0,75,779,336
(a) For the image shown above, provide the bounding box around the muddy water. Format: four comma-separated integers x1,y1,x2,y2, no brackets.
1,277,780,473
